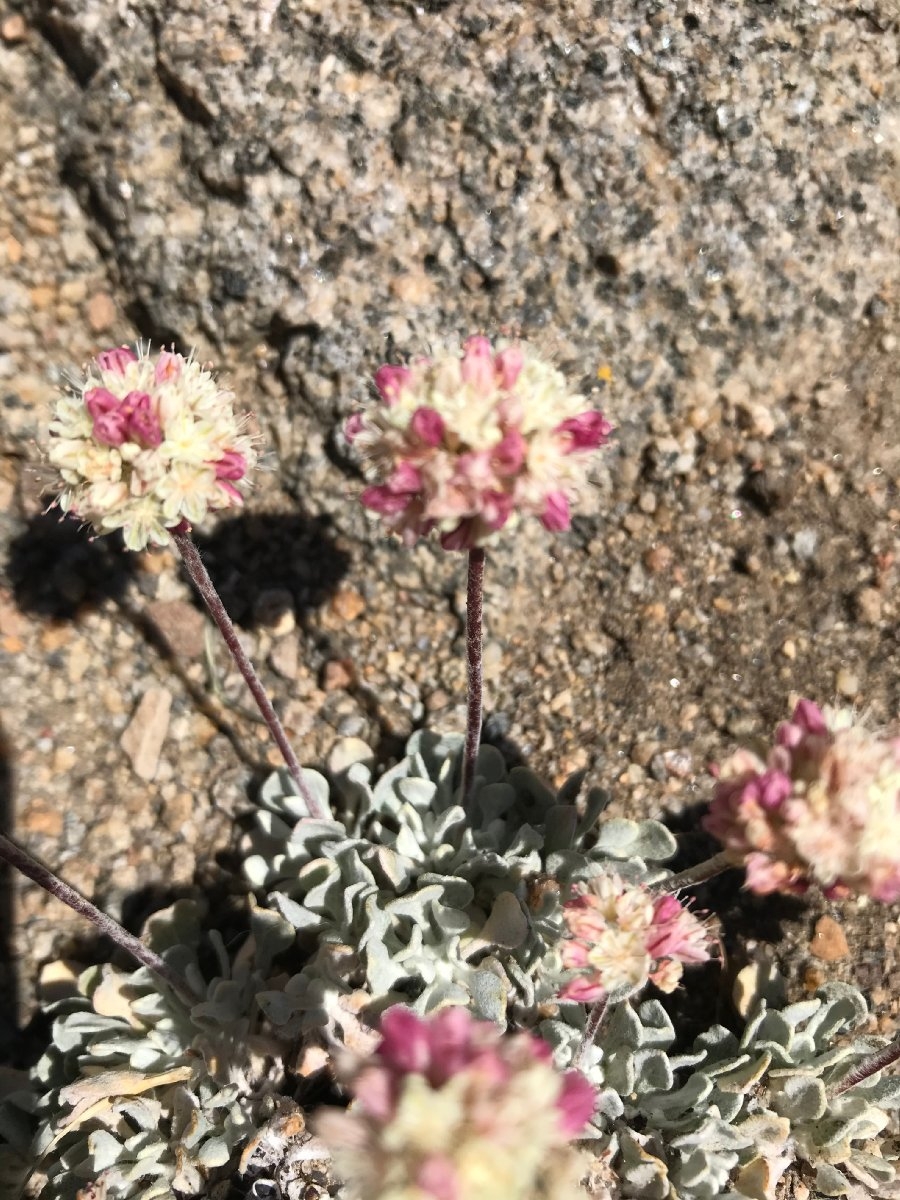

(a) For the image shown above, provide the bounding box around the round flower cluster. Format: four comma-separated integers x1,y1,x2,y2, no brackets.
315,1006,595,1200
49,345,257,551
704,699,900,901
346,335,612,549
560,874,712,1004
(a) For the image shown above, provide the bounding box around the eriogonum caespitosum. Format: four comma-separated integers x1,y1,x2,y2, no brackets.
315,1006,595,1200
49,345,257,551
560,873,712,1003
346,335,612,549
704,699,900,901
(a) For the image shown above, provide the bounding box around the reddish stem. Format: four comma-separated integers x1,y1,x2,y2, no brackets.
653,850,735,894
174,532,328,820
462,547,486,813
575,997,609,1071
830,1041,900,1097
0,833,199,1006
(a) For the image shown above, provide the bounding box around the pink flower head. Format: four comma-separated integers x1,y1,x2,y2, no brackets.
346,336,612,549
95,346,138,374
316,1006,595,1200
560,874,712,1004
704,701,900,901
49,346,257,551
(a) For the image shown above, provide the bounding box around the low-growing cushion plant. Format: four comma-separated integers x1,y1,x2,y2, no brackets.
1,337,899,1200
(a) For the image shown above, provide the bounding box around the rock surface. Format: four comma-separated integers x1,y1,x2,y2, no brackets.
0,0,898,1062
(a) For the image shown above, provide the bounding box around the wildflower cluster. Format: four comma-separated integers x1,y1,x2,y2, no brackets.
316,1007,595,1200
346,335,611,549
705,699,900,900
49,345,256,550
560,874,712,1003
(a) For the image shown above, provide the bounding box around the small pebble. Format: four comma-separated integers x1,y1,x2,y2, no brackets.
809,915,849,962
836,668,859,698
1,14,27,42
331,587,366,621
120,687,173,781
87,291,117,332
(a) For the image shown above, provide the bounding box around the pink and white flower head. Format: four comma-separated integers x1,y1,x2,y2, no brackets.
704,700,900,902
560,874,712,1004
48,345,257,551
315,1006,595,1200
347,336,612,549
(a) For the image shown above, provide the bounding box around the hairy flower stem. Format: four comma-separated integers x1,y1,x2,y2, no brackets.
462,547,486,813
654,850,735,894
575,998,609,1072
174,532,328,821
829,1041,900,1097
0,833,200,1007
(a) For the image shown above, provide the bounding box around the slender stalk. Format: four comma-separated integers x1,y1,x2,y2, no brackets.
0,833,199,1007
462,547,486,812
654,850,735,894
575,997,609,1071
829,1041,900,1097
173,532,328,820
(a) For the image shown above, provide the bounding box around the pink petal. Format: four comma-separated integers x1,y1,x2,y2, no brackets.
410,406,445,447
561,943,590,971
460,335,496,395
491,429,525,475
155,350,184,384
389,461,423,493
416,1155,460,1200
541,491,571,532
790,698,828,735
556,1070,596,1135
494,345,523,389
213,449,247,481
559,976,606,1004
344,412,365,443
556,411,612,451
95,346,137,374
373,364,412,405
216,480,244,505
353,1064,398,1123
123,391,162,448
362,485,413,515
378,1008,433,1075
84,387,123,419
426,1007,480,1085
481,490,513,531
755,769,792,810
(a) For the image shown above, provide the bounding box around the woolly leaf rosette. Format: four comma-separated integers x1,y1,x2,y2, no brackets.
346,335,612,549
0,902,299,1200
49,345,257,551
243,731,678,1039
541,982,900,1200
